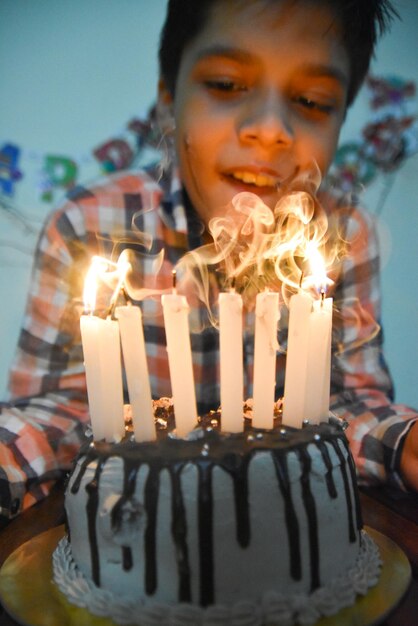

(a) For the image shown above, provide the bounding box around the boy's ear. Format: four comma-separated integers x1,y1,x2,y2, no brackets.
157,78,175,133
158,78,174,107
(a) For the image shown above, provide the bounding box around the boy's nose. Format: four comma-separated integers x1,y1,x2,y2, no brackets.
238,92,293,149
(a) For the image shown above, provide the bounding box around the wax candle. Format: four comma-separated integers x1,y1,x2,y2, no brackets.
219,290,244,432
304,296,333,423
80,315,106,441
162,292,197,437
252,291,280,429
282,291,312,428
80,314,125,442
116,304,156,442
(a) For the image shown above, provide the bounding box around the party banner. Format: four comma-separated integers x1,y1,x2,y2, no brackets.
325,74,417,200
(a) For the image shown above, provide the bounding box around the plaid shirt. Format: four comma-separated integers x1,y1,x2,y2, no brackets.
1,166,416,522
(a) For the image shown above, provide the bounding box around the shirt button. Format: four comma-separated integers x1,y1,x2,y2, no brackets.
11,498,20,515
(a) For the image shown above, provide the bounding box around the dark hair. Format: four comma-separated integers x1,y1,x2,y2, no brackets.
158,0,399,107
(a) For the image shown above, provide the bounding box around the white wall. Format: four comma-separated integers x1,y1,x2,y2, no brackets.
0,0,417,407
0,0,166,397
340,0,418,408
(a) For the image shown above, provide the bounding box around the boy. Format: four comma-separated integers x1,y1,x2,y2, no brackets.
1,0,417,524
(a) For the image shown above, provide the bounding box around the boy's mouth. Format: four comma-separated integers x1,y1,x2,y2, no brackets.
227,170,279,189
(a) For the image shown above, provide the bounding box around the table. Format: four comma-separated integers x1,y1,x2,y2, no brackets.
0,479,417,626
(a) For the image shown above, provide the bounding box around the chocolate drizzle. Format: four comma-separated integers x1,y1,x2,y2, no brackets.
70,455,92,494
84,456,106,586
144,464,160,594
346,444,363,533
170,463,192,602
330,439,357,543
316,440,338,499
197,460,214,606
223,453,251,548
271,450,301,580
67,423,361,606
122,546,133,571
111,458,141,572
296,447,319,591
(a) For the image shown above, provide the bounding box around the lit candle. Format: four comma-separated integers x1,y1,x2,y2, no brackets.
282,291,312,428
219,290,244,432
80,261,125,441
283,246,333,428
304,295,333,423
115,304,156,441
252,290,280,429
161,275,197,437
80,314,125,442
80,315,106,441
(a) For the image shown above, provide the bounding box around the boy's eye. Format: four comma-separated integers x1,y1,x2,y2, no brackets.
294,95,335,116
204,79,247,93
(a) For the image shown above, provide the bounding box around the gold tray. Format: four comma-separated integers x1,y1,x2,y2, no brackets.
0,525,411,626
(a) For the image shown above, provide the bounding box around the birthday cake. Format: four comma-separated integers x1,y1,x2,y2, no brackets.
52,403,381,625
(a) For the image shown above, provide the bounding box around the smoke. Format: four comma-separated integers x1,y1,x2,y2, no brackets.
174,163,343,324
81,163,380,354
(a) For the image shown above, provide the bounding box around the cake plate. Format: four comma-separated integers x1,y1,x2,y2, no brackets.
0,525,411,626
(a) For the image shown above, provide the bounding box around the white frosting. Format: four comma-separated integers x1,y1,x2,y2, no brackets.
64,441,361,606
53,530,381,626
57,430,381,625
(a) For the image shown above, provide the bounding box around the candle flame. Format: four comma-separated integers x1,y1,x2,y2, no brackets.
82,247,169,318
83,255,128,314
302,242,334,297
175,161,341,320
83,256,106,313
109,256,132,307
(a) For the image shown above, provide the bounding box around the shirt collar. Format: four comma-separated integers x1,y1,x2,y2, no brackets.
148,161,207,250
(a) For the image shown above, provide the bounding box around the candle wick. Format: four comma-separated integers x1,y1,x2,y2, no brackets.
320,289,325,307
172,269,177,293
109,285,130,318
107,298,118,320
121,286,130,305
299,271,304,289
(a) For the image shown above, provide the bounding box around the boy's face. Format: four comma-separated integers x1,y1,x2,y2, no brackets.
167,0,349,225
